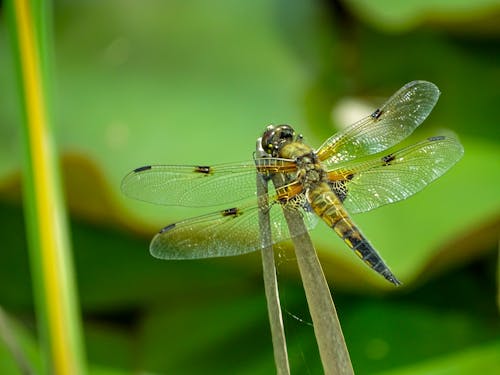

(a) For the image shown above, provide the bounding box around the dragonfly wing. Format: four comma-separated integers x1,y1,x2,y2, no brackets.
150,196,318,259
327,136,464,214
121,158,295,207
317,81,440,165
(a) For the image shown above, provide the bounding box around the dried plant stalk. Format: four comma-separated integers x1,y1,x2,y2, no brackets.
257,171,290,375
282,206,354,374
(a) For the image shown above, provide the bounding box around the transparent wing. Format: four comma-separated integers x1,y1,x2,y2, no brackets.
327,136,464,214
317,81,440,166
121,158,296,207
150,196,318,259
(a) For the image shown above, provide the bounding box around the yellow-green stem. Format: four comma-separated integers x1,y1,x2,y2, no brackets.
7,1,86,374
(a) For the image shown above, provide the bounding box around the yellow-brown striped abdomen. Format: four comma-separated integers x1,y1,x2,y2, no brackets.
307,183,401,285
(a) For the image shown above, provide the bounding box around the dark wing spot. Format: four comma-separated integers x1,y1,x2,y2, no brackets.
194,165,212,174
159,223,176,233
428,135,445,141
381,153,395,165
346,173,354,180
371,108,383,120
221,207,240,217
134,165,152,173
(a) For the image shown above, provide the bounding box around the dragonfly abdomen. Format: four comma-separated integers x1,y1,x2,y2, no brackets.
308,184,401,285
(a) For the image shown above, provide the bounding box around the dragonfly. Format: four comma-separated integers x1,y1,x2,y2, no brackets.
121,81,464,285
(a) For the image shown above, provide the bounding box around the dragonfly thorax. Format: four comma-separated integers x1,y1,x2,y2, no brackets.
278,141,327,187
295,151,326,187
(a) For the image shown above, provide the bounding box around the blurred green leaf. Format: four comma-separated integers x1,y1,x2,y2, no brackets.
0,308,41,375
342,301,498,373
375,340,500,375
0,200,497,373
0,0,498,290
138,293,273,373
343,0,500,31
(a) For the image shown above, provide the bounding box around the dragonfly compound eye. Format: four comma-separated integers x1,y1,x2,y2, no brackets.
261,124,295,155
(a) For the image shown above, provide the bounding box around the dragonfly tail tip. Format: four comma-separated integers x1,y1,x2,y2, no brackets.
388,275,402,286
382,270,402,286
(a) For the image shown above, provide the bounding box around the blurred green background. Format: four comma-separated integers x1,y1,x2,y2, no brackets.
0,0,499,374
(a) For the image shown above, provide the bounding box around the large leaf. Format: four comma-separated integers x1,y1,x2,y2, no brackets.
343,0,500,31
1,0,498,289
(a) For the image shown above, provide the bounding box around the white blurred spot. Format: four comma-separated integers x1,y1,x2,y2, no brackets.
331,97,374,131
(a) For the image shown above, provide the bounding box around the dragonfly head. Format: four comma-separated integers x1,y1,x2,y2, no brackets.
261,124,296,156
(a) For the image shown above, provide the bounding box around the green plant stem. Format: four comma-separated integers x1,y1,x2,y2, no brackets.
7,1,86,374
257,171,290,375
